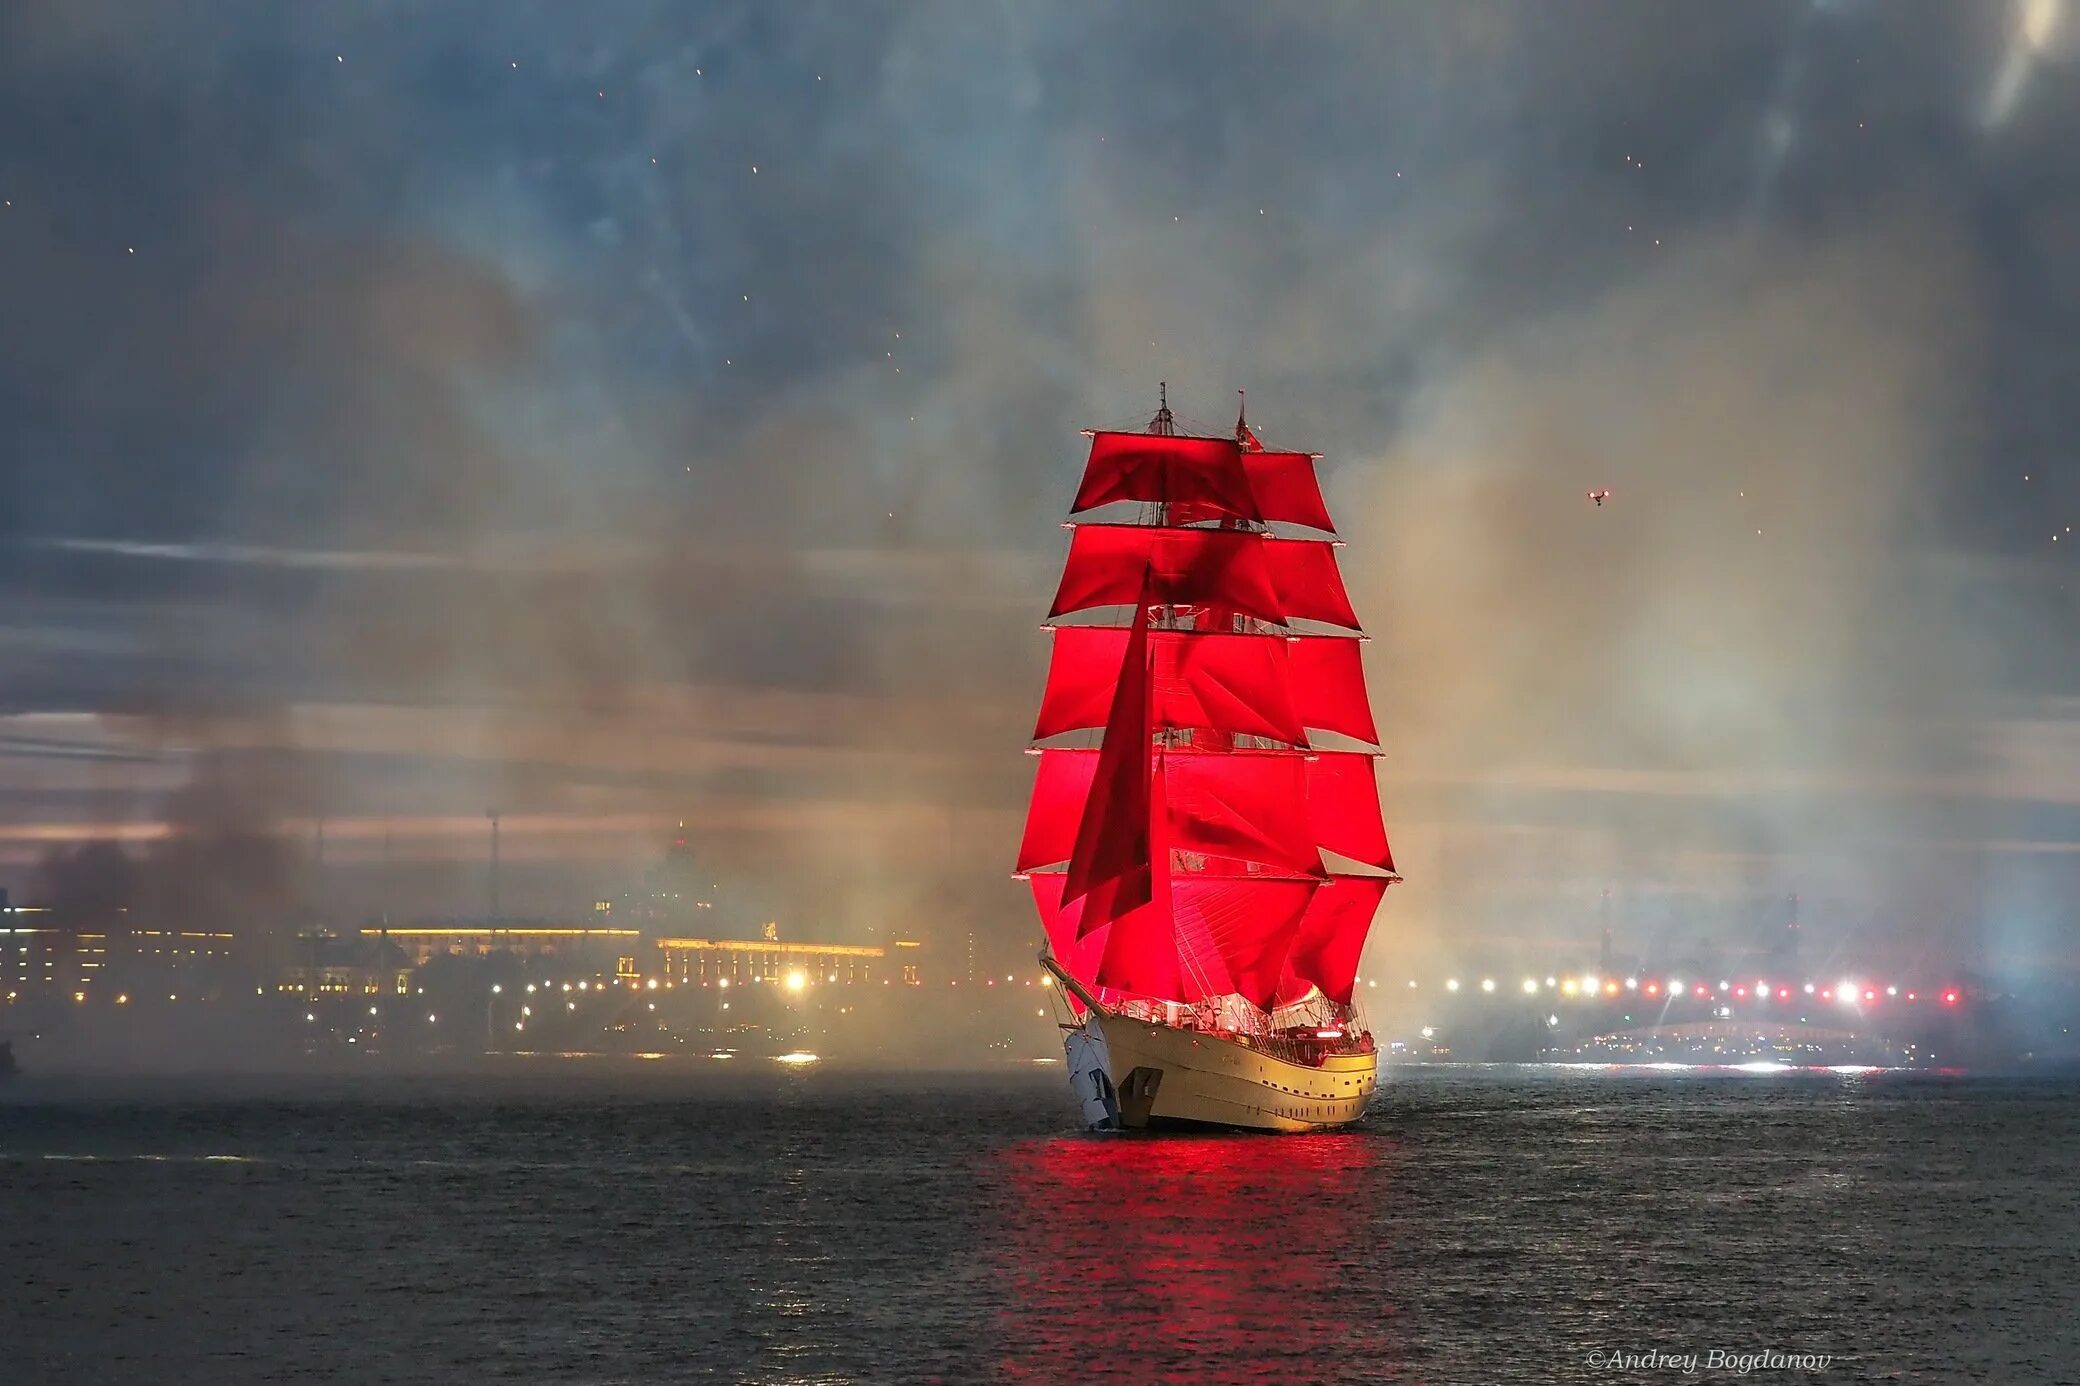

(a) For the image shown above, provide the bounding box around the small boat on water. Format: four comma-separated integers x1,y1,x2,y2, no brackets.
1017,388,1398,1132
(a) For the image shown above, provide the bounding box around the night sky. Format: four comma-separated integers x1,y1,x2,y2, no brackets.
2,1,2078,976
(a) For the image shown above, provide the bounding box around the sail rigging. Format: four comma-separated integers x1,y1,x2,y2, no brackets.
1022,394,1395,1014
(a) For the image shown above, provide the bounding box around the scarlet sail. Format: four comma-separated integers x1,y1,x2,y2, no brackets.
1060,584,1155,924
1018,747,1393,875
1022,398,1394,1017
1277,875,1393,1007
1048,525,1360,629
1074,432,1335,532
1033,628,1377,745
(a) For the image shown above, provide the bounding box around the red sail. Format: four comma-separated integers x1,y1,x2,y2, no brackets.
1061,588,1154,923
1265,537,1360,628
1308,751,1394,871
1164,751,1324,877
1289,635,1378,743
1028,873,1113,999
1031,871,1318,1010
1276,875,1392,1007
1034,629,1375,745
1034,628,1307,744
1024,406,1391,1012
1074,433,1258,519
1245,452,1335,532
1023,748,1347,876
1049,526,1359,629
1050,525,1282,624
1169,874,1320,1011
1016,749,1097,874
1073,433,1335,532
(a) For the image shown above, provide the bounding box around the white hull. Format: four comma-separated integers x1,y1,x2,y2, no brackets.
1065,1011,1377,1133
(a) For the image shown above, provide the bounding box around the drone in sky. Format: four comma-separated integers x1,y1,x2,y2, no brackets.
1587,489,1612,507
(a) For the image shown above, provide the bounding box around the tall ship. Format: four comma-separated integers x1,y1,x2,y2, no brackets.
1021,388,1397,1132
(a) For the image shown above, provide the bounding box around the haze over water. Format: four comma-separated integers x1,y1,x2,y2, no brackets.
4,1064,2076,1384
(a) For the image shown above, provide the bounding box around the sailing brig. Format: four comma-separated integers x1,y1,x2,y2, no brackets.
1019,387,1399,1132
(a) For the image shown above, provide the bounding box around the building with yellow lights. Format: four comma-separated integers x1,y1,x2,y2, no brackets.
654,934,922,987
362,923,644,967
278,931,415,998
357,919,924,989
4,906,239,1002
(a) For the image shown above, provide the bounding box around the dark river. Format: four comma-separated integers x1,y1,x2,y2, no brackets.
3,1064,2074,1383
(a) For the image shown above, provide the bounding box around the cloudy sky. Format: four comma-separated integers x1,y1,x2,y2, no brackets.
2,0,2077,977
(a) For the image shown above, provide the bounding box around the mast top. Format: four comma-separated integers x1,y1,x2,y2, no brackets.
1235,388,1263,452
1149,382,1175,436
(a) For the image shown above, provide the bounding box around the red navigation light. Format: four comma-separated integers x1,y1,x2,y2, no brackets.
1906,991,1918,1001
1820,988,1833,1001
1644,981,1660,996
1942,989,1959,1006
1734,986,1748,998
1693,984,1708,998
1864,989,1877,1003
1776,987,1791,1000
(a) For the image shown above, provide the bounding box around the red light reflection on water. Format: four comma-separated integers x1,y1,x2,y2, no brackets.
986,1132,1401,1381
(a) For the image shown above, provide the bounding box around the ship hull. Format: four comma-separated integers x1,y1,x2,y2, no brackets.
1066,1012,1377,1133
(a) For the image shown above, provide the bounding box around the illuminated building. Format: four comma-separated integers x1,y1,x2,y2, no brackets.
655,934,923,986
361,923,642,967
4,907,235,999
278,931,414,997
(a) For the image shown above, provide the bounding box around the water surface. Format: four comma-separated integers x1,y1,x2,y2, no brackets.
2,1065,2073,1383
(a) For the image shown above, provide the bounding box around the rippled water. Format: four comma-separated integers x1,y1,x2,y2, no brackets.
3,1065,2076,1383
